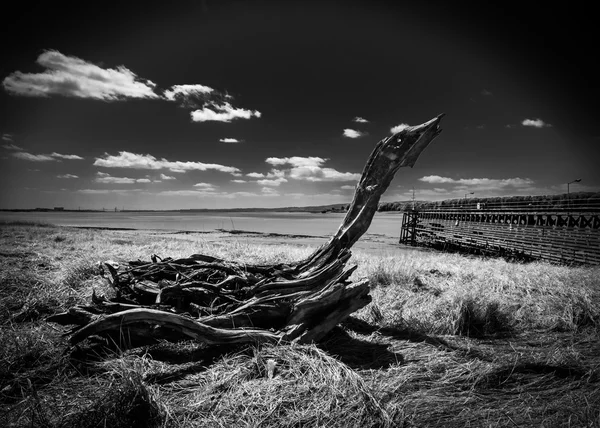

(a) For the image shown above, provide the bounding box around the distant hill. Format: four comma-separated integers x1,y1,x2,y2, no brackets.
180,203,350,214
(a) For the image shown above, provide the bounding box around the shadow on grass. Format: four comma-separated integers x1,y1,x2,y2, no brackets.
341,316,451,348
318,327,405,369
340,316,496,361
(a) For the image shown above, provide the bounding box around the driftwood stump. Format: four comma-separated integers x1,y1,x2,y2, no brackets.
49,114,444,347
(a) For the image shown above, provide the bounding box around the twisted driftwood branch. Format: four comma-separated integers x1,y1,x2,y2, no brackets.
49,114,444,348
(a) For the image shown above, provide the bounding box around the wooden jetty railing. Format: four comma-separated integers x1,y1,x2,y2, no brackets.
400,209,600,265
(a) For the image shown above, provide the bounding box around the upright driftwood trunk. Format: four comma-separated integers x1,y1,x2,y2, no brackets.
49,114,444,348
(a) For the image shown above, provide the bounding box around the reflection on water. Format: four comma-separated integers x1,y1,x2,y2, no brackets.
0,211,404,238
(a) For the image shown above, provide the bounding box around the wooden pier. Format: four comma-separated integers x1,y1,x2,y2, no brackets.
400,209,600,265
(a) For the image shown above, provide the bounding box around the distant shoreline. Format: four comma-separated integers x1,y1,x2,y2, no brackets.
0,204,351,214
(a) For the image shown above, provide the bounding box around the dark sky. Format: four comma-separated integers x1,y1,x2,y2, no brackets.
1,0,598,209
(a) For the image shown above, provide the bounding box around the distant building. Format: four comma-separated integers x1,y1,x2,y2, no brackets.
53,207,64,211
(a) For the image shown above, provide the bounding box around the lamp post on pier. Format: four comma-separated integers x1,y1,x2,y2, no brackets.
464,192,474,209
567,179,581,212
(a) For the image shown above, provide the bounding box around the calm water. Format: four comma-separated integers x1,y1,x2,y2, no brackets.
0,211,405,239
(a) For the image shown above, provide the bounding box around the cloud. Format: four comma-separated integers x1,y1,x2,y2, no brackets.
419,175,534,189
50,152,84,160
265,156,360,182
163,84,214,101
94,151,240,175
95,172,136,184
257,177,288,187
522,118,552,128
476,124,485,129
190,102,261,122
340,185,355,190
76,188,140,194
2,133,13,141
219,138,241,143
159,190,216,197
2,143,23,150
481,89,493,96
390,123,410,134
57,174,78,179
343,129,365,138
12,150,84,161
193,182,217,190
231,179,247,183
353,117,369,123
94,171,151,184
159,173,176,180
12,152,55,161
155,189,284,199
418,175,455,184
246,169,284,179
2,50,159,101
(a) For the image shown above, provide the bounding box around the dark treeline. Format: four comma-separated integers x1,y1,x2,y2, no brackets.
378,192,600,212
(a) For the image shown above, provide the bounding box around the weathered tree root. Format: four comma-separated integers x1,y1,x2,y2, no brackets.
49,114,444,348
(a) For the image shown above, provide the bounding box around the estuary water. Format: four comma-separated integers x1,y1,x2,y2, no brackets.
0,210,405,239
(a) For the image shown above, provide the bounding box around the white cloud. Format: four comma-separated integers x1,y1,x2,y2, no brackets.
418,175,456,184
522,118,552,128
476,124,485,129
257,177,288,187
266,156,325,167
2,133,13,141
481,89,493,96
163,84,214,101
136,178,151,183
246,169,284,179
57,174,78,179
154,189,286,199
193,182,217,190
2,50,159,101
159,173,176,180
159,190,216,197
50,152,84,160
12,152,55,162
340,185,355,190
95,171,136,184
265,156,360,182
419,175,534,189
219,138,241,143
231,179,247,183
190,102,261,122
2,143,22,150
390,123,410,134
76,189,137,194
353,117,369,123
93,151,240,175
343,129,364,138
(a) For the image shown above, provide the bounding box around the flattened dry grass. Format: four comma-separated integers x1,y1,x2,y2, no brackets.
1,223,599,427
353,251,600,337
157,343,392,427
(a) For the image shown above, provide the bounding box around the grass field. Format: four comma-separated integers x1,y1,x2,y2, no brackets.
1,222,599,427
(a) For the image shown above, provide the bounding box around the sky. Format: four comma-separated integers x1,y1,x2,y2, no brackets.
1,0,598,210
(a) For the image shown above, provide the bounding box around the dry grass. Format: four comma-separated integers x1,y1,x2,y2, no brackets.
1,223,599,427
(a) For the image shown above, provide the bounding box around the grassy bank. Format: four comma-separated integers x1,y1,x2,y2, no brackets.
1,222,599,427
